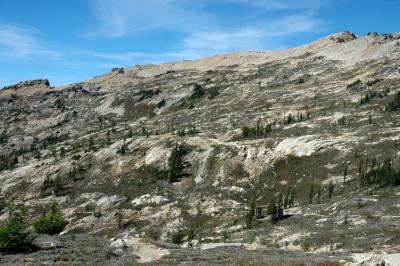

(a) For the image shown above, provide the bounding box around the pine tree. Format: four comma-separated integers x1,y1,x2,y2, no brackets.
284,186,295,209
256,118,262,136
308,185,314,204
317,188,322,204
267,197,278,224
106,130,111,145
127,129,133,138
284,189,290,209
168,144,186,183
277,193,283,219
328,182,334,199
245,196,256,229
289,187,295,208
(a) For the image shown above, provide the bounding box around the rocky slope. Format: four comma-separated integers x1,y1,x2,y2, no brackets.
1,31,400,265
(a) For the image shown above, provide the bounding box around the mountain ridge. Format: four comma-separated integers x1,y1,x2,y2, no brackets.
1,30,400,265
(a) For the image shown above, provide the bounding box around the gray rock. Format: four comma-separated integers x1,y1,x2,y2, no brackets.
32,235,63,250
110,239,127,250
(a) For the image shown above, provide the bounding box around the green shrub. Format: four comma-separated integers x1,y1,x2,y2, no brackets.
242,118,275,139
32,202,67,235
0,217,29,252
169,230,185,244
0,199,31,253
189,84,205,100
145,227,161,241
302,238,310,252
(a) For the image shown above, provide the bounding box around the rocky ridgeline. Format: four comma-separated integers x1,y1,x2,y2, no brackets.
1,79,50,91
1,32,400,265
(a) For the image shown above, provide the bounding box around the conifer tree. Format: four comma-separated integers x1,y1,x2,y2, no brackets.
343,164,348,184
267,197,278,224
328,182,334,199
308,185,314,204
245,196,256,229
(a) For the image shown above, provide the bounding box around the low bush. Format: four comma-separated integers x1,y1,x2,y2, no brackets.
145,227,161,241
32,202,67,235
0,217,30,252
0,199,31,253
169,230,185,244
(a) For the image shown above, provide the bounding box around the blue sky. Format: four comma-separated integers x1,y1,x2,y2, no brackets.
0,0,399,87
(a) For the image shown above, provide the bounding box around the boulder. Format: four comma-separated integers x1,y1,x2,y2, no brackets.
97,195,124,209
32,235,63,250
131,194,169,207
110,239,127,250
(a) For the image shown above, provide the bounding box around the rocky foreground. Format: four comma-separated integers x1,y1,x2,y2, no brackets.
1,32,400,265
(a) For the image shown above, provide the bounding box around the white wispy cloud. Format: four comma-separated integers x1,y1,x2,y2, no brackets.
86,0,328,56
182,14,326,53
0,24,59,59
88,0,213,37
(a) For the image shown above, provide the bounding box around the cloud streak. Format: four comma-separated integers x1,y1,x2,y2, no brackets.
88,0,213,37
182,14,326,53
0,24,59,59
86,0,328,56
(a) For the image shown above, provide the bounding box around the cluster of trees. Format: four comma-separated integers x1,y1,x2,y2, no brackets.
283,112,311,125
177,125,199,137
116,137,129,155
40,163,86,197
168,144,188,183
245,186,296,228
360,88,390,105
124,143,189,184
267,187,296,224
0,132,72,172
242,118,275,139
358,157,400,187
66,164,85,182
54,98,65,110
136,89,160,102
97,115,117,131
360,91,378,105
346,79,362,90
40,175,65,197
0,145,41,172
189,84,205,100
385,91,400,112
141,127,152,137
0,155,18,172
0,199,67,253
308,185,322,204
306,182,335,205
